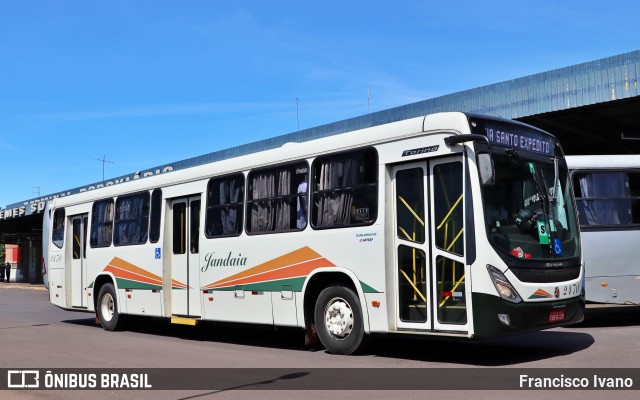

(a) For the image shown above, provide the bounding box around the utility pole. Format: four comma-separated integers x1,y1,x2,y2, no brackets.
96,155,114,182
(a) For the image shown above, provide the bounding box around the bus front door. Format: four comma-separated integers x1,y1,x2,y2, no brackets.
429,157,468,333
393,156,469,333
170,196,202,317
394,163,431,329
70,214,88,308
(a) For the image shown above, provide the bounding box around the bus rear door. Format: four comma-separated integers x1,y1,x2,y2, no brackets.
70,214,88,308
169,196,202,317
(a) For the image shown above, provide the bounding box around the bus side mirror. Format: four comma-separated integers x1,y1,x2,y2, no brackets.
478,153,495,186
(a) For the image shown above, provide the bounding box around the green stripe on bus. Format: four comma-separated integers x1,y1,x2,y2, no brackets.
115,278,162,291
207,277,306,292
360,280,380,293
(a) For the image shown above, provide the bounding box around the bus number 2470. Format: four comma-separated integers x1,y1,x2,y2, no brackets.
562,283,581,297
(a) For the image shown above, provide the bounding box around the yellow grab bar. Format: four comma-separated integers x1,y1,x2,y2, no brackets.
398,196,425,226
446,228,464,252
439,275,465,308
399,269,427,303
437,194,463,230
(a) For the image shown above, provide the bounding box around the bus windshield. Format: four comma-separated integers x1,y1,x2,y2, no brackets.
483,151,580,261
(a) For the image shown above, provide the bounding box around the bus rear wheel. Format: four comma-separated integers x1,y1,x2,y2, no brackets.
97,283,123,331
314,285,367,355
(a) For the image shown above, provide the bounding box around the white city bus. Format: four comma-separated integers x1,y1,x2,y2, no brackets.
43,112,584,354
568,155,640,305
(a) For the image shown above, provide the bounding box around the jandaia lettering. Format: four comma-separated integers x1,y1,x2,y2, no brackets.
202,252,248,272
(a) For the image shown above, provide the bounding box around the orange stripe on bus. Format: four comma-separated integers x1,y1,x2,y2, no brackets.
204,258,332,289
109,257,163,281
216,247,323,283
104,265,163,287
104,257,188,289
171,279,189,289
202,247,334,288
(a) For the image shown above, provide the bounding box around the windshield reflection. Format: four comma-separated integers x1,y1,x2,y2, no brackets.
483,152,580,261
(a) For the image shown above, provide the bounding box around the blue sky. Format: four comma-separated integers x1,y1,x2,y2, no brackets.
1,1,639,208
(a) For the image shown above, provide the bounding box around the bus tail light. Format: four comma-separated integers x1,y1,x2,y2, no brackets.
487,265,522,304
41,257,46,276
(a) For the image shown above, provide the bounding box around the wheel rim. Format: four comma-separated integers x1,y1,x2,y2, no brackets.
324,297,354,339
100,292,115,322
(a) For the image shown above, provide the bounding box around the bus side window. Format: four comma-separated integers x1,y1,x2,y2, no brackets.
246,162,308,234
574,171,638,226
113,192,151,246
205,173,245,238
311,148,378,229
630,173,640,224
52,208,66,249
91,199,114,248
149,189,162,243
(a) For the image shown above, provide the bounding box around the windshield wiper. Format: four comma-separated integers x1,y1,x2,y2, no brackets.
551,156,559,202
505,149,548,205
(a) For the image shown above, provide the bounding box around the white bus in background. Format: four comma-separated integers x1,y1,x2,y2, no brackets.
568,155,640,305
43,112,584,355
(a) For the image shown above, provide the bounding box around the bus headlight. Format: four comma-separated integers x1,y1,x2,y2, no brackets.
487,265,522,304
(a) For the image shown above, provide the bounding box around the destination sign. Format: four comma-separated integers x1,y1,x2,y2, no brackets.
469,117,557,156
486,127,553,155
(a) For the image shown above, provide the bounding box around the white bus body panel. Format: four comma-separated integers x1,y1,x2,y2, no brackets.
583,230,640,304
42,113,475,336
567,155,640,304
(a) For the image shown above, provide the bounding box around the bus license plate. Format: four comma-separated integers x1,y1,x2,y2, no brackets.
548,310,565,323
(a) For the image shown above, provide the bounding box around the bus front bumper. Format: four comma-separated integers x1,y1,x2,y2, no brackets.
471,292,585,339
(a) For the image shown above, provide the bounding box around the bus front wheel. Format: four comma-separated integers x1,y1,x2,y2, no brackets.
97,283,123,331
314,285,367,355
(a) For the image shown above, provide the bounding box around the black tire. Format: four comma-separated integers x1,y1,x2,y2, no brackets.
97,283,124,331
314,285,367,355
